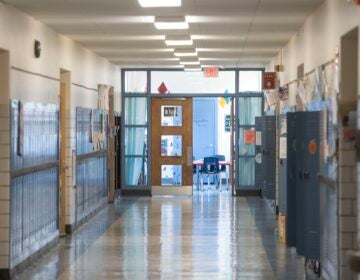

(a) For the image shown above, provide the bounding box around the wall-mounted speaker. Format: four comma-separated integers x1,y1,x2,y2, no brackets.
34,40,41,58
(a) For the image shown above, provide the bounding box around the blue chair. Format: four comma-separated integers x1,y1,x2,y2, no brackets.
212,155,229,191
200,157,220,191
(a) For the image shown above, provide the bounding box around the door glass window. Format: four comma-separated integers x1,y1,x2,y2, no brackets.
161,165,182,186
161,105,182,126
161,135,182,156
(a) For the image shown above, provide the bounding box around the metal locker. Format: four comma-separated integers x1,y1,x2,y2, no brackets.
303,111,321,260
263,116,276,200
286,112,297,247
278,114,287,214
255,117,264,196
295,112,306,256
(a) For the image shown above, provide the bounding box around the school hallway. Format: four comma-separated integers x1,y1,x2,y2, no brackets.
14,193,312,280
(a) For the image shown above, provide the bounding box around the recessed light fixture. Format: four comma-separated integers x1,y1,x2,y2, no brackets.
174,48,197,57
138,0,181,7
184,65,202,72
179,58,200,65
154,16,189,30
165,35,193,46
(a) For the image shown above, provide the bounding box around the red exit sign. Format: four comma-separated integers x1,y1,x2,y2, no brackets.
204,67,219,78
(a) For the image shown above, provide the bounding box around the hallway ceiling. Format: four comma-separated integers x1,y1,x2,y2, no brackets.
5,0,324,68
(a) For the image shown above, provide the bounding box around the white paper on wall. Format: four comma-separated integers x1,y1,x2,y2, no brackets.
256,131,262,145
279,137,287,159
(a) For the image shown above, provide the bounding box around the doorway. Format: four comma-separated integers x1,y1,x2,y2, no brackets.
151,98,193,196
192,97,233,192
121,69,264,196
59,69,71,235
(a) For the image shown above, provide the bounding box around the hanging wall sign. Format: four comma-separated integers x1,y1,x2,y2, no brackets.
225,115,231,132
244,130,256,144
204,67,219,78
263,72,276,90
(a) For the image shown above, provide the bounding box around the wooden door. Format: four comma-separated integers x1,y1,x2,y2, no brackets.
151,98,193,196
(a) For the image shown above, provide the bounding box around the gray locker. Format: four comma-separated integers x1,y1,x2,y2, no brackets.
278,114,287,214
295,112,306,256
255,117,264,196
303,111,320,260
262,116,276,200
286,112,297,248
291,111,321,260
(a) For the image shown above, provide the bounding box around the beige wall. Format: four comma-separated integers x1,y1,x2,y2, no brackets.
267,0,360,97
0,2,121,270
267,1,360,278
0,1,121,110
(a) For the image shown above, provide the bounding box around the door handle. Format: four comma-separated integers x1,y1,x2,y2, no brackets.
304,171,310,180
298,171,303,180
186,146,193,166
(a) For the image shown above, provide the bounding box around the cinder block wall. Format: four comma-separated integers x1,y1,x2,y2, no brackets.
0,105,10,270
339,130,357,280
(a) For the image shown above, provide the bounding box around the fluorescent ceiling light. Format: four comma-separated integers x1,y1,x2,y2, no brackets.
165,35,193,46
174,48,197,57
184,65,202,72
138,0,181,7
154,16,189,30
179,58,200,65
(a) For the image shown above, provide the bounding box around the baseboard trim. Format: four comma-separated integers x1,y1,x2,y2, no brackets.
234,190,261,196
121,190,151,196
0,269,10,280
2,235,59,279
65,201,108,235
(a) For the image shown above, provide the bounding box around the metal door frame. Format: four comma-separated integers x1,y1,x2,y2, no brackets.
121,68,264,196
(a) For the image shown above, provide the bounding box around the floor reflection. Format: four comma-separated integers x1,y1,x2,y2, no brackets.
16,192,308,279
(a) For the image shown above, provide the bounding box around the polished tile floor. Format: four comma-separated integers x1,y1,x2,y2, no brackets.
16,191,315,280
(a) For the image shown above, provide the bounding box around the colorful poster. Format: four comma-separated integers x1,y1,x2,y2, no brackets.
244,130,256,144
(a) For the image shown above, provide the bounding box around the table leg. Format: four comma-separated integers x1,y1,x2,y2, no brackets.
196,165,200,191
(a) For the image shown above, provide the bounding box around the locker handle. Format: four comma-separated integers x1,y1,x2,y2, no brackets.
304,171,310,180
298,171,303,179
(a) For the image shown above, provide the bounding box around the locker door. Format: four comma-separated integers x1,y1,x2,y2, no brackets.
255,117,264,196
304,111,321,260
263,116,276,200
286,112,297,247
295,112,306,256
278,114,287,214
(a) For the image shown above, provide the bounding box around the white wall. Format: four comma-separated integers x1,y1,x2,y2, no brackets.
0,2,121,270
267,0,360,96
267,1,360,278
0,2,121,110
